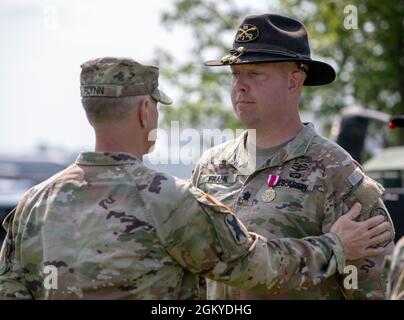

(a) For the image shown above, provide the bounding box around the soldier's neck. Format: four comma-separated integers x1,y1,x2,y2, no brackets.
251,119,303,149
94,132,144,161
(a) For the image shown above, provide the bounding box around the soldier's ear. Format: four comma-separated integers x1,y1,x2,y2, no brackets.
289,68,306,92
138,97,149,128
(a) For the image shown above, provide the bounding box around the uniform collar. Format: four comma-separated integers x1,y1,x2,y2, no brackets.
228,123,317,173
75,152,141,166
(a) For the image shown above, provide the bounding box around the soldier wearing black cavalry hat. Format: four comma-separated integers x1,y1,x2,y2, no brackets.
192,13,395,300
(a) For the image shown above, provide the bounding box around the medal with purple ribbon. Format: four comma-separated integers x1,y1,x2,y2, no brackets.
262,174,280,202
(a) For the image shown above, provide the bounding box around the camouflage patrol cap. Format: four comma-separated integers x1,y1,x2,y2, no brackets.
80,57,172,105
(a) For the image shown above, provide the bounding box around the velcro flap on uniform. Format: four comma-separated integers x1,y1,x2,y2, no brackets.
343,175,384,214
343,172,394,246
347,167,364,187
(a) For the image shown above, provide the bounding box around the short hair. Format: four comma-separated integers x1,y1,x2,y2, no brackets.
81,95,148,123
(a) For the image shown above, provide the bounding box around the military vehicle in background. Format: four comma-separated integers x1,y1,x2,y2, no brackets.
0,155,69,244
332,107,404,242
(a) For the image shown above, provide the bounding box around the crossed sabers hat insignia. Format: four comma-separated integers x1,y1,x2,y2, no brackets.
237,26,257,40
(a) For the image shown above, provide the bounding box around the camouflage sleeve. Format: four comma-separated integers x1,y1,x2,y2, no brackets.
387,236,404,300
322,166,395,300
151,186,346,294
217,232,345,295
0,208,32,299
191,161,209,300
191,156,203,187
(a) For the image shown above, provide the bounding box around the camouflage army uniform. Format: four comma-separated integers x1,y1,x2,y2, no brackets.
387,236,404,300
193,123,395,300
0,152,347,299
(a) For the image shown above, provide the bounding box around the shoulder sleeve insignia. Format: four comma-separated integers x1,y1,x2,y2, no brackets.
224,214,247,245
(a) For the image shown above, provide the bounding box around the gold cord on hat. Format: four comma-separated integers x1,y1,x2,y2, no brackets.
220,46,246,64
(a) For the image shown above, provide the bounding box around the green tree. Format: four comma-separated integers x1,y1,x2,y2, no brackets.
281,0,404,144
152,0,259,131
155,0,404,144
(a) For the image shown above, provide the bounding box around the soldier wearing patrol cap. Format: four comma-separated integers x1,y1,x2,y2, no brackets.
193,13,396,299
0,57,391,299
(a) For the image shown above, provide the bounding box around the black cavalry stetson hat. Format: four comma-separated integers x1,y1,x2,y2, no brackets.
204,13,336,86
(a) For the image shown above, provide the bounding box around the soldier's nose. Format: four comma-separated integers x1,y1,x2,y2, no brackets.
233,76,249,92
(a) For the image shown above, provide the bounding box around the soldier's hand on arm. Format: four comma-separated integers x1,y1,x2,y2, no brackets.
330,202,391,260
222,200,393,295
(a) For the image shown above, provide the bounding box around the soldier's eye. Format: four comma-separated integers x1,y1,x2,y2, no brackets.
249,72,268,81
